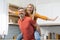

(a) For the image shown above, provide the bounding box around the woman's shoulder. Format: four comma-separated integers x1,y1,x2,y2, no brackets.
34,13,41,17
35,13,40,15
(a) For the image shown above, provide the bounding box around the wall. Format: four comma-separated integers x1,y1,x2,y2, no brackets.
8,0,36,7
0,0,8,35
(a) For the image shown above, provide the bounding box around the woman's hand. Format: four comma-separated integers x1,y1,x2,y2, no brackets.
51,16,58,21
47,16,58,21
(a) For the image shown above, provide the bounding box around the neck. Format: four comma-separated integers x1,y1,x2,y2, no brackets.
20,17,24,21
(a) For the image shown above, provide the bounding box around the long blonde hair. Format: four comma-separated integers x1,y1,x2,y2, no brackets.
26,4,36,20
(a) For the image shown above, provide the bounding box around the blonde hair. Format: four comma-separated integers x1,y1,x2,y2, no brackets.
26,4,36,14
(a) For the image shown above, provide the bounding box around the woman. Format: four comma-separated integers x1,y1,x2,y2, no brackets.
25,4,58,40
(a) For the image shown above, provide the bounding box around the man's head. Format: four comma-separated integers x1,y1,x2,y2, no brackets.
18,7,26,19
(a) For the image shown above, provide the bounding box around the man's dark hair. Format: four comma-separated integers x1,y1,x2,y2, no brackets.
18,7,25,11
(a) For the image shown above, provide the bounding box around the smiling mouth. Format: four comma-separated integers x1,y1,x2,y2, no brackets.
28,10,32,12
20,13,23,14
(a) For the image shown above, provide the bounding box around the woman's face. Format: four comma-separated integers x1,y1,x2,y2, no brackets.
26,5,34,14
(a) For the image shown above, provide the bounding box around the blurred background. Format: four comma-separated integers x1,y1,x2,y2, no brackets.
0,0,60,40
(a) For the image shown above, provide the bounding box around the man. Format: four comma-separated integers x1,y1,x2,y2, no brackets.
18,7,39,40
